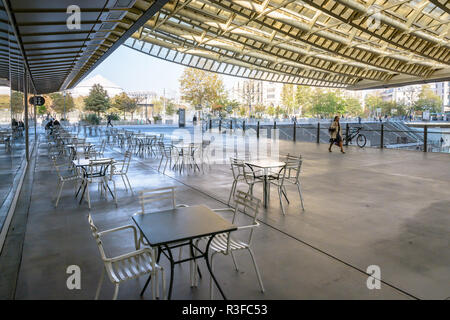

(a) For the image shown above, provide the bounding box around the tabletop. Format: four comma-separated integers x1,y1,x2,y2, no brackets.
72,158,115,167
132,205,237,247
245,159,285,169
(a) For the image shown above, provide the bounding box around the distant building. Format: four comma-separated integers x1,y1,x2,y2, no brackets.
70,74,124,97
432,82,450,112
231,80,283,107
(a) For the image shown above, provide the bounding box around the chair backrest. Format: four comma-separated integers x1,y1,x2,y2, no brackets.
88,158,114,179
231,190,261,246
121,151,132,173
87,214,107,261
51,156,63,180
138,186,176,214
230,157,245,180
284,154,302,182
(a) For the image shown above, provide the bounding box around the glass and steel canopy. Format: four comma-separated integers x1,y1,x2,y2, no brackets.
1,0,449,93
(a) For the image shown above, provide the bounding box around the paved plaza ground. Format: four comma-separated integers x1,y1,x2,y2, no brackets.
0,128,449,300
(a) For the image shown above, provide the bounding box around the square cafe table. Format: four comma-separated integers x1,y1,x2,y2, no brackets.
245,159,286,208
132,205,237,300
72,158,116,203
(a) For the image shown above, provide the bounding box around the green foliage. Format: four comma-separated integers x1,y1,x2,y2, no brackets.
308,90,346,117
108,113,120,121
11,91,24,116
83,113,101,125
179,68,225,108
37,105,47,115
295,86,313,115
49,92,75,115
344,97,363,116
112,92,138,119
413,85,442,113
281,84,295,114
364,94,383,115
165,100,176,116
84,84,110,116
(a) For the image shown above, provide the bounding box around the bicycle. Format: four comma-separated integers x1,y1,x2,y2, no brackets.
345,126,367,148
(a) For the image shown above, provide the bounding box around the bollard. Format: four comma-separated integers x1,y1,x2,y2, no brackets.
293,121,296,141
209,119,212,131
380,123,384,149
423,125,428,152
219,119,222,132
257,121,260,139
274,121,276,129
243,120,246,132
345,123,349,146
230,120,233,130
317,122,320,144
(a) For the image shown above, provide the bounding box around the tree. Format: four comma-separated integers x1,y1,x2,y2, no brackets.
49,92,75,116
413,85,442,113
344,97,363,116
309,90,345,117
165,100,176,116
112,92,138,119
84,84,110,116
254,104,266,118
179,68,225,109
364,93,383,116
295,86,313,115
281,84,295,115
240,80,261,117
11,91,24,117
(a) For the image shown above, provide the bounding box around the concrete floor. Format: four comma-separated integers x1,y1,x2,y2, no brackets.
2,131,449,300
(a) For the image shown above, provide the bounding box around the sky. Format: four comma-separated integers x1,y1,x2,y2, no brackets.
88,45,238,99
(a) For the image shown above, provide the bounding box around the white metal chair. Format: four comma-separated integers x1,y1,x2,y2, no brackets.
88,214,165,300
269,154,305,214
195,190,265,299
112,150,133,194
133,187,197,287
52,157,81,208
81,158,117,209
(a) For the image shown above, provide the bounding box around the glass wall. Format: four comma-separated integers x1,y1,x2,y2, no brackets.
0,4,36,239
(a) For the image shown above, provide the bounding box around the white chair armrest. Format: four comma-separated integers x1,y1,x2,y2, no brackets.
176,204,190,208
237,221,260,230
98,224,139,249
109,248,155,263
212,208,235,213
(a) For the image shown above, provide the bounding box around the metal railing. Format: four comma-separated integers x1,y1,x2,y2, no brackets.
202,118,450,153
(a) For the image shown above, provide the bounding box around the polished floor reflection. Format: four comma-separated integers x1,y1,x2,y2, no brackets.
2,129,449,300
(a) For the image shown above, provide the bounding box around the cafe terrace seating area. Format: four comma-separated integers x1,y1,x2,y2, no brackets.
1,124,448,300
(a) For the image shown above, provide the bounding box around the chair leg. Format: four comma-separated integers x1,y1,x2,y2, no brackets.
278,187,286,215
228,180,236,205
158,156,164,171
125,175,133,194
121,175,128,191
248,248,265,293
160,268,166,300
209,252,218,300
112,180,118,207
95,267,105,300
86,181,91,210
112,283,120,300
55,180,64,208
297,182,305,211
231,251,239,271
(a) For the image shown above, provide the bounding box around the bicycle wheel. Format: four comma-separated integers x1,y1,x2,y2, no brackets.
356,134,367,148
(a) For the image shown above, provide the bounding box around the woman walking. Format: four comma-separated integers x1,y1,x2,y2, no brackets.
328,116,345,153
